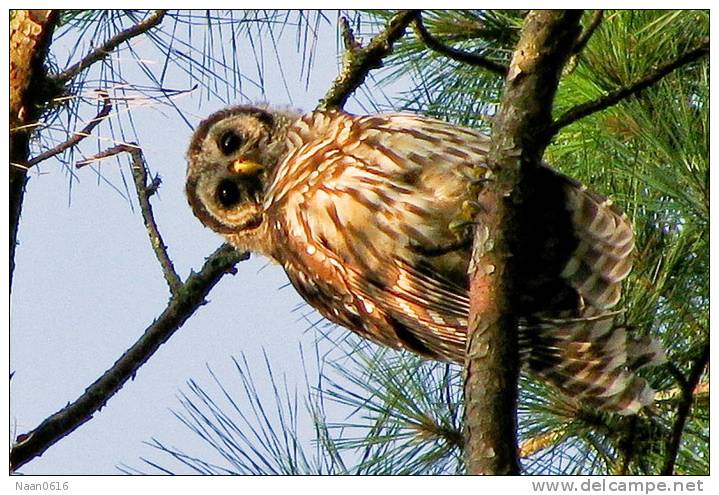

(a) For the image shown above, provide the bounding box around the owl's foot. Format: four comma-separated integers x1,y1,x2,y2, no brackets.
465,167,493,194
448,199,483,240
408,237,472,257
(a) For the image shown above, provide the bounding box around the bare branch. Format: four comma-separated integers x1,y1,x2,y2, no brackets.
572,10,603,55
464,10,583,475
26,91,112,167
551,38,709,135
53,10,167,85
412,13,508,76
78,143,183,296
661,341,709,475
318,10,416,111
9,244,249,471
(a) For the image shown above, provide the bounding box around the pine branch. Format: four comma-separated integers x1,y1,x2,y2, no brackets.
655,381,709,403
551,38,709,135
318,10,416,110
26,90,112,167
661,341,709,475
53,10,167,85
614,416,639,475
572,10,603,55
10,244,248,471
412,13,508,76
11,9,167,293
77,143,183,296
464,10,583,475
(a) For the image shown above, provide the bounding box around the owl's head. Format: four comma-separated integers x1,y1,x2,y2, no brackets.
185,105,298,238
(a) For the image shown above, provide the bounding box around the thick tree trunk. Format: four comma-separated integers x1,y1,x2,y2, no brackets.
463,10,583,475
9,10,59,291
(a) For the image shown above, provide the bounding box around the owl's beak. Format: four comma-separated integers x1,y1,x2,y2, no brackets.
229,159,264,176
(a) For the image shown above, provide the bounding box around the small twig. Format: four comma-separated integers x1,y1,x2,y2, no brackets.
615,415,639,475
53,10,167,86
661,341,709,475
666,361,690,392
413,13,508,76
340,17,361,52
26,91,112,167
518,429,565,459
77,143,183,297
9,244,249,471
318,10,416,111
572,10,603,55
551,38,709,135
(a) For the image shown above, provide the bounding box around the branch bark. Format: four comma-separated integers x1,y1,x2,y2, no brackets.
77,144,184,297
463,10,583,475
26,91,113,167
412,13,508,76
572,10,603,55
661,341,710,475
318,10,416,111
10,10,59,291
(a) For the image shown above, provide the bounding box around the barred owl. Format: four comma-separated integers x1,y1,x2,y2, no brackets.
185,105,664,414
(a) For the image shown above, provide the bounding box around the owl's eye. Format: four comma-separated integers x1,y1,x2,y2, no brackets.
216,179,240,208
218,130,243,155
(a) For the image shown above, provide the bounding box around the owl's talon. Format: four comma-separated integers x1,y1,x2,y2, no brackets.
469,176,492,187
460,199,485,221
463,200,484,213
465,168,493,194
448,218,477,238
448,200,483,239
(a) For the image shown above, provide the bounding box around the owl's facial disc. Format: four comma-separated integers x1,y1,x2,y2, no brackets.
186,107,281,235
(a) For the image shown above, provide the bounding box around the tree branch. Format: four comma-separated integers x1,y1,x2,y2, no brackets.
26,91,113,167
53,10,167,86
464,10,583,475
661,341,709,475
572,10,603,55
77,144,183,296
10,244,248,471
318,10,416,111
551,38,709,135
412,13,508,76
10,10,59,292
11,9,167,293
615,415,639,475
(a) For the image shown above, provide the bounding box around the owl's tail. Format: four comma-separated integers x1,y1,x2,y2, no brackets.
520,311,666,414
514,168,665,414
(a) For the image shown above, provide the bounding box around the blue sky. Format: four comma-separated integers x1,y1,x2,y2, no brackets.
9,11,408,474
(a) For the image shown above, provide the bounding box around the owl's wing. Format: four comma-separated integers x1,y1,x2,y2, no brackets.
268,111,486,360
269,110,662,413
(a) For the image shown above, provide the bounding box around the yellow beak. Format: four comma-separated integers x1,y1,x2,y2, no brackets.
229,159,264,176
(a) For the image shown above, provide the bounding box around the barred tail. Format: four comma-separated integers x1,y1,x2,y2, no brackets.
516,169,665,414
521,312,666,415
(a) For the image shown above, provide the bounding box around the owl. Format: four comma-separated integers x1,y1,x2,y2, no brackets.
185,105,665,415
